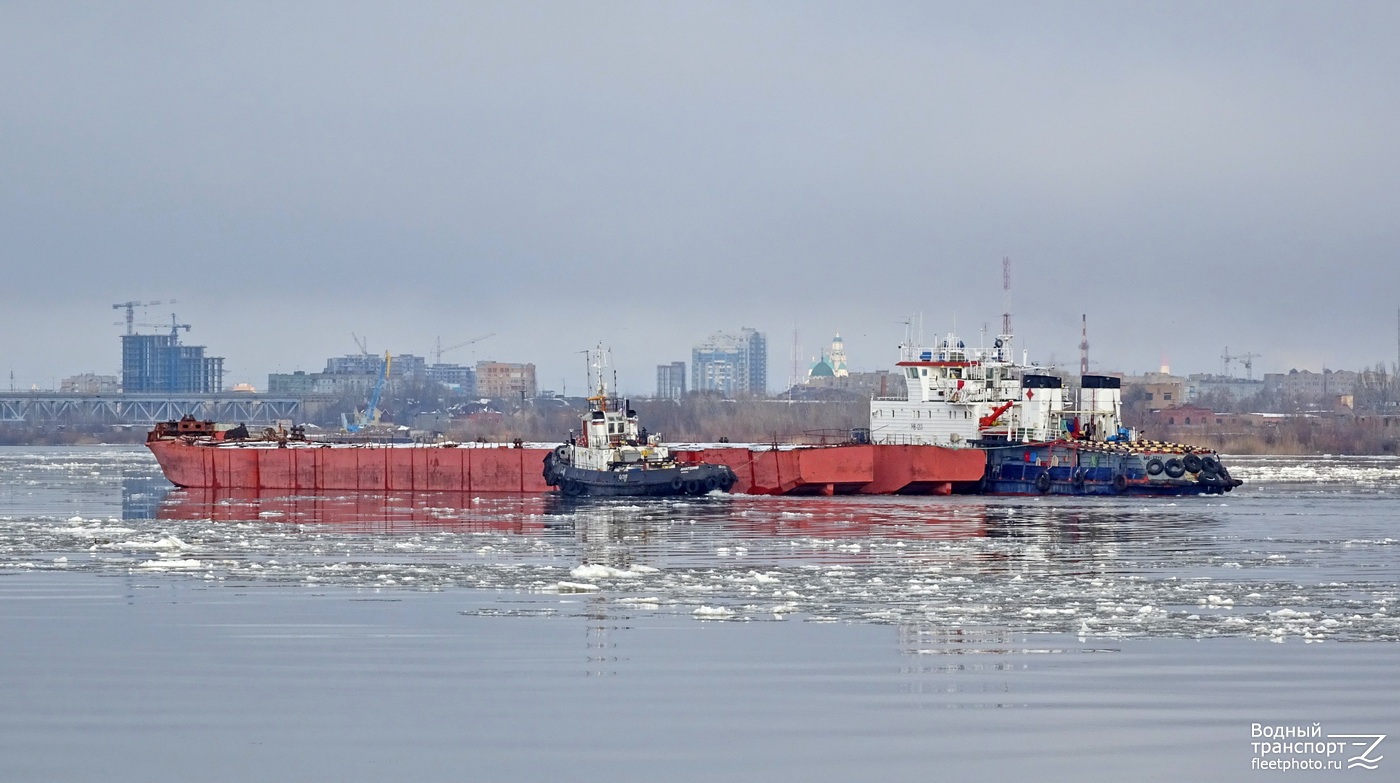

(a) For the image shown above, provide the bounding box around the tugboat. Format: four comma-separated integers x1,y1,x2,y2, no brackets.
868,325,1244,497
542,351,737,498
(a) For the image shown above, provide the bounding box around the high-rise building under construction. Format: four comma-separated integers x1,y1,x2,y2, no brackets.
121,334,224,393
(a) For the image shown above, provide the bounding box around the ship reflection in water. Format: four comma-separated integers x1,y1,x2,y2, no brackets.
145,484,1229,610
151,484,1216,552
145,484,1238,652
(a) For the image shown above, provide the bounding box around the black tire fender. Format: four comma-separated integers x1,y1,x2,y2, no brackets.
1183,453,1203,473
1034,471,1052,494
1112,473,1128,493
1145,458,1165,476
1165,458,1186,479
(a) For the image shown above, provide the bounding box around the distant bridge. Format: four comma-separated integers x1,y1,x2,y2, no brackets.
0,393,306,427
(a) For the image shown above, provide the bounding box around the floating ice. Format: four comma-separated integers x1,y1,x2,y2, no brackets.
569,564,653,580
136,559,203,570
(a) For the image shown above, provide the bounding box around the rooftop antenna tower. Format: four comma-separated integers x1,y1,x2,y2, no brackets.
790,324,800,391
1000,257,1013,340
1079,314,1089,375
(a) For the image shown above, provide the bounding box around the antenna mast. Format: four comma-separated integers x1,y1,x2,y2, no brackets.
791,324,800,391
1001,257,1013,339
1079,314,1089,376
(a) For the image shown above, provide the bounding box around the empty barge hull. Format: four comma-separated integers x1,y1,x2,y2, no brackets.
146,439,986,496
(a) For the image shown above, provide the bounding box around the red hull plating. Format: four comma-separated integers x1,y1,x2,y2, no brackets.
678,444,985,495
147,440,986,496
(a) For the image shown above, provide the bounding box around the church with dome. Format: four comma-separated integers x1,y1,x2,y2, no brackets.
807,334,849,380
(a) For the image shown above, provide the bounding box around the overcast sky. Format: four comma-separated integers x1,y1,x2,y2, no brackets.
2,1,1397,394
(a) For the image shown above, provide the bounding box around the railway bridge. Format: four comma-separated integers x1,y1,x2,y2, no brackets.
0,393,306,427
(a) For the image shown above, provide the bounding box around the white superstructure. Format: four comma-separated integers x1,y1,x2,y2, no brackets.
565,347,672,471
868,331,1129,448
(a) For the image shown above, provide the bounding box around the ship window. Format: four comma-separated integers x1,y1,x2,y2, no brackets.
921,368,928,376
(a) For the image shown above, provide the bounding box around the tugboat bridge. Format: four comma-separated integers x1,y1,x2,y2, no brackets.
0,393,304,427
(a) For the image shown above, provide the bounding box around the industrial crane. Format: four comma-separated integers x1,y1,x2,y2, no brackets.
1221,348,1263,380
112,299,175,335
134,313,192,343
344,353,393,433
351,333,370,357
433,332,496,364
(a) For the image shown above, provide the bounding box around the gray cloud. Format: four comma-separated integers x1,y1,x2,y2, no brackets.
2,1,1397,392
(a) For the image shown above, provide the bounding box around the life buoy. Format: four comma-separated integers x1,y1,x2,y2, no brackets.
1112,473,1128,493
1035,471,1052,494
553,444,570,461
1183,453,1203,474
1145,458,1165,476
1165,458,1186,478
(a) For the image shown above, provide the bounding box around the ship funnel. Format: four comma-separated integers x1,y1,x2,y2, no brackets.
1078,375,1122,440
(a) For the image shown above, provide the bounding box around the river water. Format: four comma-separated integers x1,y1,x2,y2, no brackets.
1,446,1396,781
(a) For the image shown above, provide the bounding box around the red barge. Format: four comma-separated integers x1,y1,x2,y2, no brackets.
146,418,985,496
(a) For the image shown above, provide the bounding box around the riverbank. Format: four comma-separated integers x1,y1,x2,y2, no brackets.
7,400,1399,456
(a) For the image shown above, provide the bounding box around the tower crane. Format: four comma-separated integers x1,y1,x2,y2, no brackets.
112,299,175,335
351,333,370,357
1237,352,1262,381
134,313,192,343
433,332,496,364
1221,348,1263,380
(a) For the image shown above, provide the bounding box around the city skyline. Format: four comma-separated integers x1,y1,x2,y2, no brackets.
20,310,1384,400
